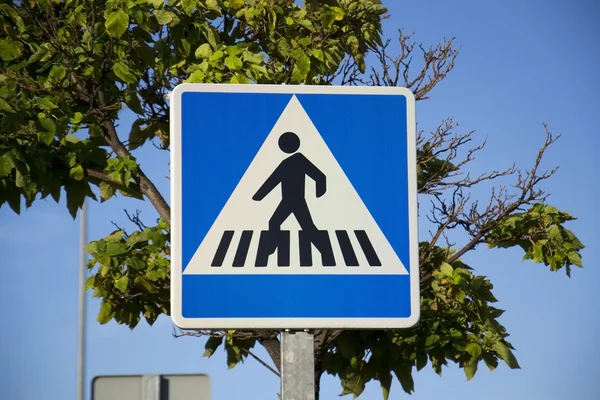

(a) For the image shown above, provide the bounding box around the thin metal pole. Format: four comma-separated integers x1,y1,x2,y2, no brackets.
281,330,315,400
77,199,87,400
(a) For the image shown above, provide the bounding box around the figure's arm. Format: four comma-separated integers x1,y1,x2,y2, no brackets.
301,155,326,197
252,167,281,201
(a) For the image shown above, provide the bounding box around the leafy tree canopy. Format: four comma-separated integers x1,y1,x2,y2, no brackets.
0,0,585,399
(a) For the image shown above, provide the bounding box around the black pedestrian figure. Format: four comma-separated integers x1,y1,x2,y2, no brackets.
253,132,335,267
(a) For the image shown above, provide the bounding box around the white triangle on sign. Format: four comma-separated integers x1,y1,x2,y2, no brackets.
183,95,408,275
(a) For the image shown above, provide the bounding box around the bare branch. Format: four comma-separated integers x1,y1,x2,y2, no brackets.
241,348,281,377
447,125,560,263
420,125,561,285
417,118,516,195
361,29,460,100
173,328,282,375
125,209,147,231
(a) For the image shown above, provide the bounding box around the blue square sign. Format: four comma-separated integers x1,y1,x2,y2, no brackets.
170,84,419,329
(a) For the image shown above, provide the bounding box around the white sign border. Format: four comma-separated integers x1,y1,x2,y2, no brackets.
170,83,419,330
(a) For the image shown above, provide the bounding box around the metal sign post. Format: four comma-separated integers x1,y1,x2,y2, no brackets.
281,331,315,400
169,84,419,399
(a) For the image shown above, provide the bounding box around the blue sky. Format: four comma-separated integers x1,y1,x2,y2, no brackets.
1,1,598,399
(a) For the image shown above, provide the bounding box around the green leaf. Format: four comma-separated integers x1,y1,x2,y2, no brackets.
229,0,244,9
0,39,20,61
225,343,244,369
464,361,478,381
38,98,58,109
15,170,28,188
425,334,440,347
493,342,520,369
70,164,85,180
340,372,366,397
205,0,221,14
291,51,310,83
331,6,345,20
181,0,197,16
195,43,213,59
203,335,224,357
97,301,113,324
0,152,15,177
440,262,453,276
187,69,205,83
99,182,117,202
416,352,427,371
199,22,220,49
84,276,95,291
242,50,263,64
482,352,499,371
277,38,292,56
35,158,46,176
449,328,463,339
47,65,67,83
39,117,56,134
248,63,267,76
154,10,175,25
113,62,137,84
392,363,414,394
105,10,129,38
230,73,249,84
106,242,127,256
379,370,392,400
298,19,315,32
312,49,324,62
224,55,243,70
466,343,482,359
115,276,129,293
567,251,582,267
6,188,20,214
70,112,84,124
0,4,25,32
128,119,151,150
37,130,53,145
125,91,144,114
209,50,224,61
336,334,359,360
321,12,334,28
0,98,14,113
27,46,47,64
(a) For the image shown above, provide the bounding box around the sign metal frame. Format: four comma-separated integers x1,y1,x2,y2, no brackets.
170,84,419,330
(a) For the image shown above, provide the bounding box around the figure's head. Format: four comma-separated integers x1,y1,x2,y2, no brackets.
278,132,300,154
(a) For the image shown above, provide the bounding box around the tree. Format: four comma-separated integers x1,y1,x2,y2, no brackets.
0,1,585,399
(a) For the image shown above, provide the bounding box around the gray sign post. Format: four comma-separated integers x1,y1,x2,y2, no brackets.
281,331,315,400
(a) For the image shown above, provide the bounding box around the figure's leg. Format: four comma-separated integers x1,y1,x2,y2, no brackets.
256,202,292,267
269,201,293,231
293,202,335,266
292,201,318,232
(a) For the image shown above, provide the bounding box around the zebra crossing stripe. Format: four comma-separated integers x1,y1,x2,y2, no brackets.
211,230,234,267
354,230,381,267
233,230,253,267
335,230,359,267
210,229,382,268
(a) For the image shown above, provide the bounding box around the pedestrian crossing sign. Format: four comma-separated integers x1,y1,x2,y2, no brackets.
170,84,419,329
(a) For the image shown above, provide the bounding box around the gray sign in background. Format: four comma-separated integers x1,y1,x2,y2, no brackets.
92,374,210,400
